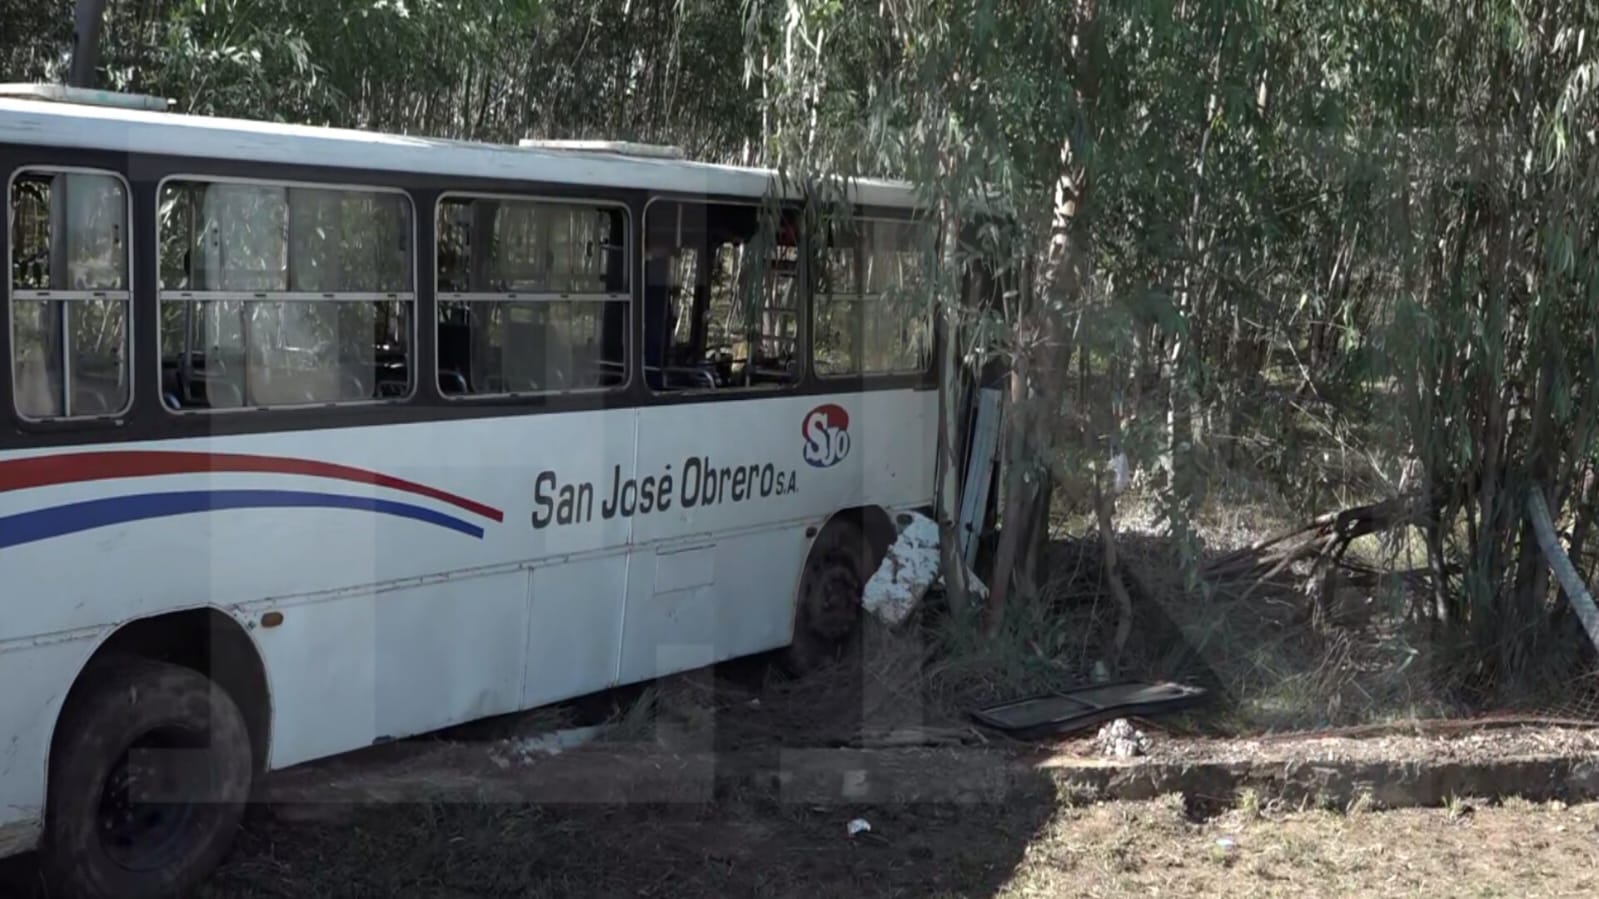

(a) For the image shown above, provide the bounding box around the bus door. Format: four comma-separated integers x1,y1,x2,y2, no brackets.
618,199,809,682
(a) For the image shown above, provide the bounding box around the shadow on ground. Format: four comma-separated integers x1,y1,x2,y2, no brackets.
0,650,1059,899
0,522,1474,898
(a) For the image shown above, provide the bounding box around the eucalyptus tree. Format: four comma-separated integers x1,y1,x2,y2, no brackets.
18,0,1599,689
741,0,1599,691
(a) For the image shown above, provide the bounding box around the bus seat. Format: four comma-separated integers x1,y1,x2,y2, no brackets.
71,385,113,415
204,378,243,409
438,370,468,396
162,366,182,398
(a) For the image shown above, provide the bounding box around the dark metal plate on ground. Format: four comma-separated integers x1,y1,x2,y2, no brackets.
970,681,1208,739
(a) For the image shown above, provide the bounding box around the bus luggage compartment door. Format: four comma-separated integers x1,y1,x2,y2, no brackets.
617,541,717,684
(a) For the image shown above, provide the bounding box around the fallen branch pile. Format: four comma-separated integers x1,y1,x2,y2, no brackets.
1202,494,1426,623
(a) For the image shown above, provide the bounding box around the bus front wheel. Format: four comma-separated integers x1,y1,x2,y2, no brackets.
43,657,254,899
784,518,876,676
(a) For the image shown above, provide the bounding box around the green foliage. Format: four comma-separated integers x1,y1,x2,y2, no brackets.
745,0,1599,686
6,1,761,156
14,0,1599,688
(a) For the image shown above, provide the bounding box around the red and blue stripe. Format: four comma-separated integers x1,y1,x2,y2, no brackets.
0,451,504,550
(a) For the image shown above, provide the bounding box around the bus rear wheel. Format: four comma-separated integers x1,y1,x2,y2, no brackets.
783,518,877,676
43,657,253,899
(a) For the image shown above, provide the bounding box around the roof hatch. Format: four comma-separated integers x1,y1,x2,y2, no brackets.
0,83,173,112
517,138,686,160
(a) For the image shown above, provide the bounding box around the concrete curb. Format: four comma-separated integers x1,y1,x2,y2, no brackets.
1037,754,1599,812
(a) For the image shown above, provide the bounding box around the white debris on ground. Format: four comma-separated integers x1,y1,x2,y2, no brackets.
488,724,607,768
862,512,942,626
846,818,872,837
1094,718,1151,759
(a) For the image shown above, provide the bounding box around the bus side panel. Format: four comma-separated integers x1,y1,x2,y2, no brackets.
371,573,531,743
615,523,810,686
0,469,507,645
835,386,939,512
233,594,373,769
523,552,629,709
713,524,811,653
256,570,532,770
629,390,935,550
618,388,936,683
0,387,936,795
0,635,99,858
618,540,719,684
0,408,635,644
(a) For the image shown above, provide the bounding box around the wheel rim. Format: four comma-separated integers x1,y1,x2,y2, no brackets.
803,555,864,642
96,726,206,872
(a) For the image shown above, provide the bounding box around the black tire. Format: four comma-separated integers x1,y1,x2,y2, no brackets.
782,518,880,677
42,657,254,899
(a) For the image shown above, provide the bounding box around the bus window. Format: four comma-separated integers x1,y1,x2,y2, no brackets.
157,179,414,409
8,169,131,420
814,217,934,377
435,196,628,396
642,200,800,392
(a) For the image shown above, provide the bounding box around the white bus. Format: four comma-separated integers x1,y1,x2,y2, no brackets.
0,86,939,898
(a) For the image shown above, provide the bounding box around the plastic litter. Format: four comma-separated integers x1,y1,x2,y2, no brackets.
498,724,606,764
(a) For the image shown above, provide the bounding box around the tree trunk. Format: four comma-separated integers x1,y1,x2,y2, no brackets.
982,0,1099,633
68,0,108,88
935,195,972,614
1094,477,1134,667
985,362,1032,632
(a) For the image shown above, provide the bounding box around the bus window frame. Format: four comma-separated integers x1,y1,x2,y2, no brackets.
811,211,937,383
153,172,421,415
433,190,634,401
5,164,136,425
639,194,807,399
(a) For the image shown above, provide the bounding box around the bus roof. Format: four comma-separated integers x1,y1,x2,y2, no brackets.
0,94,920,209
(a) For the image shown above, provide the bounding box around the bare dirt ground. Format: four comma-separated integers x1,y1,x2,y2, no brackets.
12,787,1596,897
181,793,1599,897
6,666,1599,897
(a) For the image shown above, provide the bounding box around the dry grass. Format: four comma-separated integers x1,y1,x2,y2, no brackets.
997,796,1599,898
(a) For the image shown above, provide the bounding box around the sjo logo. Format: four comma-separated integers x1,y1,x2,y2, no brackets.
802,403,851,468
